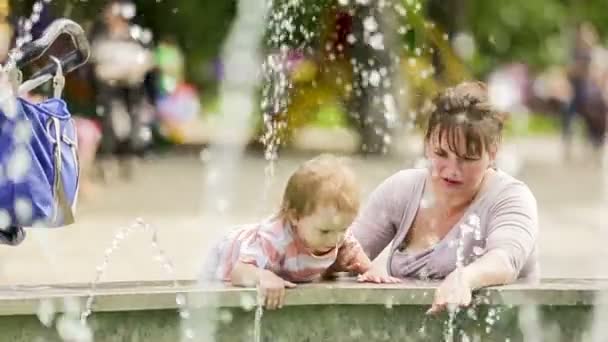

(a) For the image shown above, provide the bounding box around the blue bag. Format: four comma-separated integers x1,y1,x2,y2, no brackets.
0,97,79,231
0,18,89,245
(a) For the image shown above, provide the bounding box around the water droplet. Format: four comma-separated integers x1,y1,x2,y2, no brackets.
350,328,364,338
7,147,32,182
363,16,378,32
369,33,384,50
0,209,11,230
33,3,43,13
384,297,393,309
179,309,191,319
453,32,476,61
219,309,233,324
130,25,142,40
56,315,93,342
240,294,256,311
467,307,478,320
14,197,32,223
13,120,33,143
0,91,17,119
175,294,186,307
369,70,381,87
36,299,56,327
184,328,195,339
395,4,407,16
468,214,480,227
461,223,473,235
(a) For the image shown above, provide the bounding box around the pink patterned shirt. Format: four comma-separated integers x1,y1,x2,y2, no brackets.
209,216,363,283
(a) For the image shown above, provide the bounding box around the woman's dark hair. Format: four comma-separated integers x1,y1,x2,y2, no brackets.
424,81,508,158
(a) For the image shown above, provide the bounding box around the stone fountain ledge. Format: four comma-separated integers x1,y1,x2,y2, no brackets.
0,278,606,316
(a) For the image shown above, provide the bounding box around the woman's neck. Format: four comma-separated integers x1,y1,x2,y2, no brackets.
435,195,472,218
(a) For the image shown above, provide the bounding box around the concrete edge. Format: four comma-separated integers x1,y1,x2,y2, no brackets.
0,278,606,316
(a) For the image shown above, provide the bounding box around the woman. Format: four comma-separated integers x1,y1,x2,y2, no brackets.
352,81,538,314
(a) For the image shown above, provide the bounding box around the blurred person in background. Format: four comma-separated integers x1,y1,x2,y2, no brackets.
563,22,606,165
90,0,156,181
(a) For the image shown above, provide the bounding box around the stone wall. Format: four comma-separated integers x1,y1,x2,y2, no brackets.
0,279,604,341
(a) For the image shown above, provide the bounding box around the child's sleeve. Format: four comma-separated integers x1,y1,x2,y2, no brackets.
238,231,283,271
331,231,369,272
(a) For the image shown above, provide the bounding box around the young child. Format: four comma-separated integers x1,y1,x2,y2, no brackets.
204,154,399,309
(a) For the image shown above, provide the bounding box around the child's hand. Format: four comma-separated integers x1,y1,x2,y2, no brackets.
343,261,369,274
258,270,296,309
357,268,402,284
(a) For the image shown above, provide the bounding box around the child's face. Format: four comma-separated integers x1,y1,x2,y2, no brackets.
294,206,355,254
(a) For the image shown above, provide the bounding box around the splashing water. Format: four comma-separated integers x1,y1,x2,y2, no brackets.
193,0,271,341
253,290,264,342
79,218,193,339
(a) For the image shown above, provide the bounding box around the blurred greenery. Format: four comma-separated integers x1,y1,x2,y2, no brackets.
426,0,608,76
504,112,561,137
7,0,607,139
9,0,608,83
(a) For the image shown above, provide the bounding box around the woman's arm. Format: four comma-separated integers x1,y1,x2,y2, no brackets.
429,183,538,314
460,249,517,289
351,171,414,260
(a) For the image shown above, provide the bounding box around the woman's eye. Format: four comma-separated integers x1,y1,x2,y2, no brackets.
320,230,330,235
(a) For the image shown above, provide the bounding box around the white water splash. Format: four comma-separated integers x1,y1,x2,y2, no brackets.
79,219,192,339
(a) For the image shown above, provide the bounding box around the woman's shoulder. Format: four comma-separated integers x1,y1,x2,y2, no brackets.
486,169,538,211
366,168,427,210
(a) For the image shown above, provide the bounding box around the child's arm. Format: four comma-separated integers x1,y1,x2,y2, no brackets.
327,231,373,274
231,262,296,309
327,232,401,284
230,228,296,309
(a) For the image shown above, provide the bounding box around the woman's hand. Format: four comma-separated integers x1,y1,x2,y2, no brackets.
257,270,296,310
427,268,472,315
357,267,402,284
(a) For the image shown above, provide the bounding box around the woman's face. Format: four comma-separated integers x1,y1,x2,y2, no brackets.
425,128,496,201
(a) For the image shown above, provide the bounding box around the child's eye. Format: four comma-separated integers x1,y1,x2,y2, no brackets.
434,150,447,157
320,230,330,235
